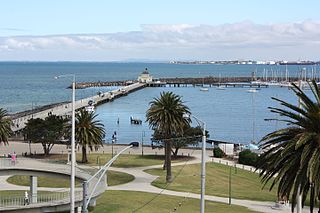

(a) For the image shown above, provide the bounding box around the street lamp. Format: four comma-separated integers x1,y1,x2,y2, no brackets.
141,131,145,156
55,74,76,213
184,114,206,213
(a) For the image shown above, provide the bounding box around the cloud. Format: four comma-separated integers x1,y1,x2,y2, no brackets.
0,20,320,60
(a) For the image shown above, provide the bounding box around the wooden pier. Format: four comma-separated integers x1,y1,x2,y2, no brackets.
73,76,300,89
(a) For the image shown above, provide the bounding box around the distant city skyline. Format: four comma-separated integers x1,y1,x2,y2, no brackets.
1,0,320,61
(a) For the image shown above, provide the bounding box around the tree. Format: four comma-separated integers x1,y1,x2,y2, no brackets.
24,115,67,155
256,81,320,212
75,109,105,163
0,108,12,145
152,126,209,157
146,91,190,183
238,149,258,166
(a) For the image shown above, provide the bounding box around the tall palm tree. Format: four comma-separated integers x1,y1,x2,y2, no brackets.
257,81,320,212
0,108,12,145
146,91,190,183
75,109,105,163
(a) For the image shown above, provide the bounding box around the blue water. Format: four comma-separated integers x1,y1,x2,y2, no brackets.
0,62,317,145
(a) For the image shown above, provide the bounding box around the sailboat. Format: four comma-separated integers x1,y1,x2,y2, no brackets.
246,88,258,93
216,74,225,90
200,77,209,91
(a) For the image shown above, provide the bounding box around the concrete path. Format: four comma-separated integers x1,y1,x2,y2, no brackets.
108,158,308,213
0,154,310,212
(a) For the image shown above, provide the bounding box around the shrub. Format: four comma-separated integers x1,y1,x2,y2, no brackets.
213,147,224,158
238,149,258,166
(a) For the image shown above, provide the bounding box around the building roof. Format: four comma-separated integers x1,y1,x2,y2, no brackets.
141,68,149,74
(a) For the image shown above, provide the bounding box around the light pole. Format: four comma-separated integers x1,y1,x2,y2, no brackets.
55,74,76,213
184,114,206,213
141,131,145,156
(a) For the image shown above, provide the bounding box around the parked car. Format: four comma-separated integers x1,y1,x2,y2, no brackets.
129,141,139,147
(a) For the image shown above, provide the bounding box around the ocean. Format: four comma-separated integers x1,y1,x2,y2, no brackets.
0,62,318,145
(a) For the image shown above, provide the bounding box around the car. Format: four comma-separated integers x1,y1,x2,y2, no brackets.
129,141,139,147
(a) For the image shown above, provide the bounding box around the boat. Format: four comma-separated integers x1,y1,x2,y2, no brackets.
200,87,209,92
216,74,225,90
247,88,258,93
216,85,225,90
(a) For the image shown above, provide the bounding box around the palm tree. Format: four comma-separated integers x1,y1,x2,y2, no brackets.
0,108,12,145
146,91,190,183
75,109,105,163
257,81,320,212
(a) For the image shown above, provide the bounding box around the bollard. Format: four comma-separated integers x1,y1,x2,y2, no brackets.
129,151,130,155
226,162,228,166
182,153,184,156
188,153,190,157
103,151,104,154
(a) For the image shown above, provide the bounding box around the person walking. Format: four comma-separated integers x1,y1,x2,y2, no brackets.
24,191,29,205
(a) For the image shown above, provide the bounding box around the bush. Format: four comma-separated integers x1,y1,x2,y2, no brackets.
213,147,224,158
238,149,258,166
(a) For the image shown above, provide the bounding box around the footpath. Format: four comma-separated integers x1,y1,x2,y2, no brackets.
0,145,310,213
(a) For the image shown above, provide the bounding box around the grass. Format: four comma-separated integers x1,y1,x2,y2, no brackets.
93,190,257,213
7,171,134,188
107,171,134,186
44,153,192,168
145,162,278,202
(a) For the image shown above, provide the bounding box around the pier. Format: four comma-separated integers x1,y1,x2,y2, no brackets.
73,76,301,89
10,82,146,132
9,74,301,133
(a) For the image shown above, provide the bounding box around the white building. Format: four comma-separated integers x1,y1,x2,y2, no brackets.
138,68,153,83
218,143,234,156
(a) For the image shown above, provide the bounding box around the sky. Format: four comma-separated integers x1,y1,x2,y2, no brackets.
1,0,320,61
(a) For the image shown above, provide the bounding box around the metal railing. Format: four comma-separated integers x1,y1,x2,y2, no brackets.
0,190,82,208
0,158,18,167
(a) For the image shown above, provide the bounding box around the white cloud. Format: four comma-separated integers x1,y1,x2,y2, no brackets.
0,20,320,60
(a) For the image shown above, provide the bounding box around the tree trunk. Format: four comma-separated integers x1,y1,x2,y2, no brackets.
163,142,167,170
29,141,32,155
82,146,88,163
166,140,172,183
172,148,179,157
42,143,49,156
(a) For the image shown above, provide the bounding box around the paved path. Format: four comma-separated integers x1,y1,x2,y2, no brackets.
108,157,307,213
0,155,310,212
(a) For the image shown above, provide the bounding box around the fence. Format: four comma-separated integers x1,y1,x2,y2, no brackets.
0,158,18,168
0,190,82,208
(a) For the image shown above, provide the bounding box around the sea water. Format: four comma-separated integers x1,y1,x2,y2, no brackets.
0,62,317,145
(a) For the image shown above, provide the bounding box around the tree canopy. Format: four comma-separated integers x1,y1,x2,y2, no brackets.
146,91,190,183
0,108,12,145
257,81,320,212
75,109,105,163
24,115,68,155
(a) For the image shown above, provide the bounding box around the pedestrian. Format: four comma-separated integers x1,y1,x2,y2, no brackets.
11,152,16,165
24,191,29,205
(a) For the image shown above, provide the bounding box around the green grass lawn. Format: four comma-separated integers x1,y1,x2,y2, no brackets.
145,162,278,202
93,190,257,213
45,153,192,168
7,171,134,188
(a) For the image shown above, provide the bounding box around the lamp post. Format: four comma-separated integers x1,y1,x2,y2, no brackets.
55,74,76,213
141,131,145,156
184,114,206,213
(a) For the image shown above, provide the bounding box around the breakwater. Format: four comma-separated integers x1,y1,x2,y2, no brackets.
73,76,301,89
